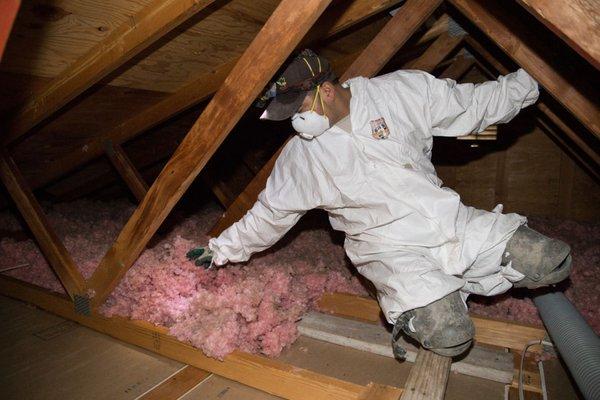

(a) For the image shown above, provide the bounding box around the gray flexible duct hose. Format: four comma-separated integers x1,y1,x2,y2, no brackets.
533,292,600,400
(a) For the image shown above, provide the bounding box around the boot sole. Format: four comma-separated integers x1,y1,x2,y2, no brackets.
514,254,572,289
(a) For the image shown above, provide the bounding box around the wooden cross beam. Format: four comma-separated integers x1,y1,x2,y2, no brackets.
23,0,403,192
448,0,600,139
209,7,452,237
0,151,86,299
2,0,218,145
85,0,335,309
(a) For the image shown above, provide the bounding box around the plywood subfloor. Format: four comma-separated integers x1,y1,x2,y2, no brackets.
0,295,582,399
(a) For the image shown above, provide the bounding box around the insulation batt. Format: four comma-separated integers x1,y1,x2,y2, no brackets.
0,199,367,359
1,200,598,357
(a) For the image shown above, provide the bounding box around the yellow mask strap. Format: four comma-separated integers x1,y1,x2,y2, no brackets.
304,56,325,115
309,85,326,116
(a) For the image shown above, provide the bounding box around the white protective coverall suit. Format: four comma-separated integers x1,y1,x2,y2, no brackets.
208,68,539,324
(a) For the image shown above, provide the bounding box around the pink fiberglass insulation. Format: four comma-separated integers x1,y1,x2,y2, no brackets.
0,199,367,359
1,199,599,357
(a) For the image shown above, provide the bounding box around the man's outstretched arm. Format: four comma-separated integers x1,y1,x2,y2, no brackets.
425,68,539,137
207,193,306,265
201,139,333,266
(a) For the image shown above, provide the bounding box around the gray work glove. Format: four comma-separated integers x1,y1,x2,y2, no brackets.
186,246,215,268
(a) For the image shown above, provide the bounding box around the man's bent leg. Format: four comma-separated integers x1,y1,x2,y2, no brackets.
393,290,474,357
504,225,572,289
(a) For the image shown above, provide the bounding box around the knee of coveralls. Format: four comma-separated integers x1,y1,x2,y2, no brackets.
355,256,466,324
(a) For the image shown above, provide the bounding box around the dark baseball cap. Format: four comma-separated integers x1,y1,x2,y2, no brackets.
259,49,336,121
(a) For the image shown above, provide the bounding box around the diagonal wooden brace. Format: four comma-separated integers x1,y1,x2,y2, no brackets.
0,150,86,300
104,140,149,203
86,0,335,309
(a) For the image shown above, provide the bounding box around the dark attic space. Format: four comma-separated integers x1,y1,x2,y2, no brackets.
0,1,599,399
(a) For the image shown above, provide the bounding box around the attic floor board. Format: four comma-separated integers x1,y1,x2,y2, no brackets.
0,294,582,400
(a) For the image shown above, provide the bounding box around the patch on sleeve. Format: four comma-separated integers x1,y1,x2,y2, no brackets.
370,117,390,140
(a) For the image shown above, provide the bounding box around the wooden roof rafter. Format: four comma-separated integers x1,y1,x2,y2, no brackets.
516,0,600,70
0,151,86,300
2,0,219,145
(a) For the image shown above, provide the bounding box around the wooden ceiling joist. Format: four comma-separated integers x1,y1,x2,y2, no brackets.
0,152,86,299
516,0,600,70
210,8,451,237
86,0,335,309
23,0,403,194
399,348,450,400
0,274,392,400
448,0,600,139
2,0,218,145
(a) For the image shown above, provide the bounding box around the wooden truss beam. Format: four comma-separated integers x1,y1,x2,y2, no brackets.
516,0,600,70
209,143,286,237
25,0,403,192
448,0,600,138
86,0,335,309
0,152,85,299
0,0,19,61
406,32,463,71
438,54,474,80
399,348,450,400
0,275,401,400
104,140,149,203
209,8,450,236
2,0,217,145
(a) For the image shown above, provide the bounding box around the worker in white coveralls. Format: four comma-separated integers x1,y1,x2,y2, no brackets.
187,49,572,357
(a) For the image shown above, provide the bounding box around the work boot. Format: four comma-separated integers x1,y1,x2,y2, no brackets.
393,291,474,358
504,225,572,289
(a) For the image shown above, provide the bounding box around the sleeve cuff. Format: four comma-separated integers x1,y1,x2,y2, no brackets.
208,238,229,266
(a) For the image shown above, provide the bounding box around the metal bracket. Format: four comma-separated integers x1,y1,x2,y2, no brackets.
73,294,91,316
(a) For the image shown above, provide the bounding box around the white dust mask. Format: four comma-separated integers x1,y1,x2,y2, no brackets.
291,86,330,140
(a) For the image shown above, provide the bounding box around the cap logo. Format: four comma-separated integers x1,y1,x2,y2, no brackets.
276,76,287,88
